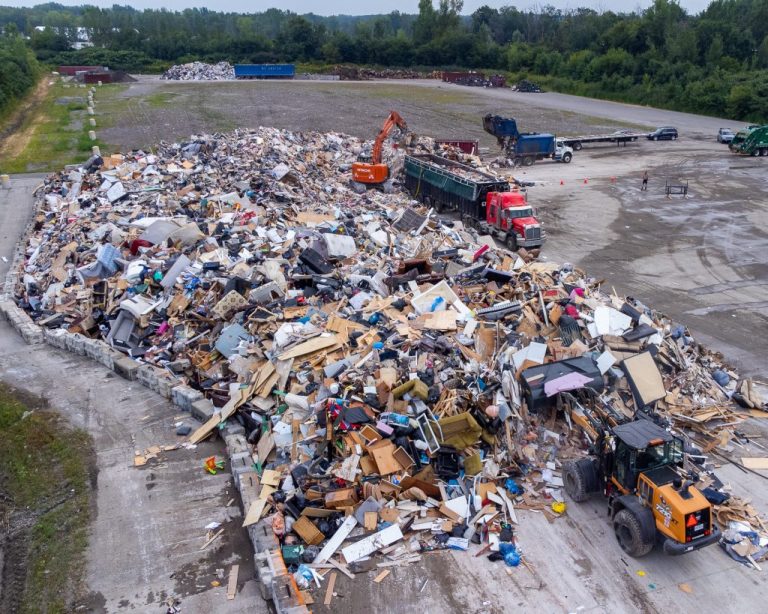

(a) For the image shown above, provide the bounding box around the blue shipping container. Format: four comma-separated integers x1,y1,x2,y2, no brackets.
234,64,295,79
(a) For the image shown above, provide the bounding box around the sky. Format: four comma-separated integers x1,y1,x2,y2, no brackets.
0,0,715,16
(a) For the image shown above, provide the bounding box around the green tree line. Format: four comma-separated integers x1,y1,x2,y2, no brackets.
0,28,39,120
1,0,767,122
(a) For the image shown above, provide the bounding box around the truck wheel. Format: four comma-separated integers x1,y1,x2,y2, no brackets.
505,234,518,251
563,459,598,502
522,156,534,167
572,142,582,151
613,509,654,557
562,152,572,163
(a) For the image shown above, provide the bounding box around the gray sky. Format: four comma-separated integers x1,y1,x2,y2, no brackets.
1,0,714,16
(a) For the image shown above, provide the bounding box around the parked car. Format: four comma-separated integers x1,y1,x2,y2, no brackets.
647,127,678,141
717,128,735,143
610,129,639,141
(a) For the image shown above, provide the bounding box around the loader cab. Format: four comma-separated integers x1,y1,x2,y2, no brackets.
611,421,682,493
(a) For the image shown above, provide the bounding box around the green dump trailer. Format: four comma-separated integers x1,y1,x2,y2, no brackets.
403,153,510,213
729,125,768,156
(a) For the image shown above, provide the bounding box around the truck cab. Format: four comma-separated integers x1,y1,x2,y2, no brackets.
553,139,573,163
486,191,544,250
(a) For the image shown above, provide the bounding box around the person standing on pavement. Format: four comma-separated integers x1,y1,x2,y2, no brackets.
641,171,648,191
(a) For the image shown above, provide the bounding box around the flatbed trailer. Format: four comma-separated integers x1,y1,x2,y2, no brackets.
561,132,649,150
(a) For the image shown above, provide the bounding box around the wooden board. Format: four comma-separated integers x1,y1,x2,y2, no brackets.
278,335,339,359
741,457,768,470
226,564,239,600
341,524,403,563
314,516,358,564
374,569,390,583
324,572,337,606
242,499,268,527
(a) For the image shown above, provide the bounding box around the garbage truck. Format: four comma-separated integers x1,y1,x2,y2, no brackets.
482,114,573,166
729,125,768,156
403,153,544,250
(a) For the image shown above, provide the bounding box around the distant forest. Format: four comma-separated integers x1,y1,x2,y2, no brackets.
1,0,768,122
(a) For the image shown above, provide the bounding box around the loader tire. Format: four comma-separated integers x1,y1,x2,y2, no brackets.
563,459,597,502
614,509,654,557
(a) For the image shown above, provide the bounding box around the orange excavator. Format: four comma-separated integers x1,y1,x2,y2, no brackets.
351,111,409,190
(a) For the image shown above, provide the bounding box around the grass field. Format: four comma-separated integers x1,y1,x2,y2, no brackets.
0,383,94,613
0,82,125,174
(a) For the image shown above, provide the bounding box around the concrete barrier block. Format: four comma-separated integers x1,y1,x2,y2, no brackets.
137,364,158,388
224,433,249,455
190,398,215,423
171,385,203,411
66,333,86,355
114,356,139,380
154,375,173,399
222,421,246,437
83,337,100,359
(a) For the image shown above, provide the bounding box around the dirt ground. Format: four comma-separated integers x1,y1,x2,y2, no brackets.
97,77,768,378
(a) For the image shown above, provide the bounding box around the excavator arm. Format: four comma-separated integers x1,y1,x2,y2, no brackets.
369,111,408,164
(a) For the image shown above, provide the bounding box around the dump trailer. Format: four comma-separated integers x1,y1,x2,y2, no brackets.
234,64,295,79
403,153,544,250
434,139,479,155
482,114,572,165
729,125,768,156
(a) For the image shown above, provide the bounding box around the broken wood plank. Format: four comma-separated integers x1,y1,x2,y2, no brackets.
242,499,268,527
226,564,239,600
200,528,224,550
313,516,358,564
328,557,355,580
373,569,390,583
741,457,768,470
324,572,337,606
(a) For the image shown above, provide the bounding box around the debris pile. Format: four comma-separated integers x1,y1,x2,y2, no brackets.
334,66,431,81
11,126,768,594
161,61,235,81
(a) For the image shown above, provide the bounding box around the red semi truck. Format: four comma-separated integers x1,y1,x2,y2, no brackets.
403,153,544,251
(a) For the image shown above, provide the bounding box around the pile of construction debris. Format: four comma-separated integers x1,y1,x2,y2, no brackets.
333,66,434,81
161,61,235,81
11,126,768,598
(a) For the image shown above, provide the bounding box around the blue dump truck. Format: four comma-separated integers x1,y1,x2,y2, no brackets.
483,114,573,166
234,64,295,79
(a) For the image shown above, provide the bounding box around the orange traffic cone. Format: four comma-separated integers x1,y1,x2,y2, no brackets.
583,178,588,184
560,179,564,185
